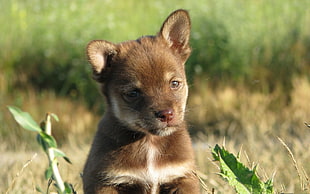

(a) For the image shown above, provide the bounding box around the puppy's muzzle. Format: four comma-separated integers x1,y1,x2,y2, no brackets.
154,108,174,123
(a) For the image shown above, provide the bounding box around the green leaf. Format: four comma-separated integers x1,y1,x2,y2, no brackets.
63,156,72,164
52,148,72,164
212,144,274,194
35,186,44,193
36,134,48,152
39,132,57,148
64,182,73,193
45,166,53,180
37,132,58,152
7,106,42,132
53,148,66,158
50,113,59,122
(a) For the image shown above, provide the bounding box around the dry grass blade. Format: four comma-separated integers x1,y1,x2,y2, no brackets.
277,137,304,190
280,184,286,193
207,156,220,170
5,153,37,194
194,170,212,193
301,166,310,191
243,150,252,168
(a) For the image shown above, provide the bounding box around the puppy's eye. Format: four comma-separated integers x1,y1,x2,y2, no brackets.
170,80,181,89
123,89,141,101
126,90,140,98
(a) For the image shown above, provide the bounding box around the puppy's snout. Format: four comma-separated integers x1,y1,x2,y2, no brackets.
155,109,174,123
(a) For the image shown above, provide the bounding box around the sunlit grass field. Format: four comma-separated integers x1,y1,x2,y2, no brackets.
2,81,310,193
1,0,310,193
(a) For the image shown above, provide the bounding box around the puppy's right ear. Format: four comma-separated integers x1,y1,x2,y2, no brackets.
86,40,117,82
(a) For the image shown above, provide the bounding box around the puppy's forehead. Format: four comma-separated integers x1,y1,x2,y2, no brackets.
115,38,185,83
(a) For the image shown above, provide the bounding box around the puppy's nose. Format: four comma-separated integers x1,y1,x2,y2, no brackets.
155,109,174,123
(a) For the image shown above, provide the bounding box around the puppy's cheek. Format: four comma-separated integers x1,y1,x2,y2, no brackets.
110,96,122,120
110,96,137,126
109,97,152,133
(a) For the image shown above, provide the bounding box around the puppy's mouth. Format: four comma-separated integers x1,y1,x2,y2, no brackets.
134,118,180,136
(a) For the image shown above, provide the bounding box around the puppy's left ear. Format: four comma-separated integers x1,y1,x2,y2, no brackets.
159,9,191,61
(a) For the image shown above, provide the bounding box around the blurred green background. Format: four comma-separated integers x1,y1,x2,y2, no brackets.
1,0,309,103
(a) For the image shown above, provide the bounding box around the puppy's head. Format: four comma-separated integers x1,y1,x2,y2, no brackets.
87,10,191,136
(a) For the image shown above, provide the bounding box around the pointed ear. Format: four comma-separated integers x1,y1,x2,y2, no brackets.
159,9,191,61
86,40,117,82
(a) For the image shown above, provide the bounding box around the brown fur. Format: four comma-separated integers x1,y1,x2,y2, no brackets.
83,9,200,193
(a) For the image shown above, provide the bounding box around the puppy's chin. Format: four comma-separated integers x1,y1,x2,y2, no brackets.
128,121,178,137
148,127,177,136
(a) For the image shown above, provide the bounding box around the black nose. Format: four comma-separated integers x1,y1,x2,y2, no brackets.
155,109,174,123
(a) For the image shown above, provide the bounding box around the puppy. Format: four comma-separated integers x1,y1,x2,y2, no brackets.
83,9,200,194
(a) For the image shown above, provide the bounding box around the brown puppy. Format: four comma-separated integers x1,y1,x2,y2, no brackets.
83,9,200,194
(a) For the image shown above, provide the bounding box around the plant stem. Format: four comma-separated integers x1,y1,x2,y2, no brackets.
45,113,66,193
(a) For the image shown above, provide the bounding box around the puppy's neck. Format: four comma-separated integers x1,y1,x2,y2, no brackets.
99,112,146,143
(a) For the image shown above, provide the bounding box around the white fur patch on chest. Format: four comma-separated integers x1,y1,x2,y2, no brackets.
106,144,192,190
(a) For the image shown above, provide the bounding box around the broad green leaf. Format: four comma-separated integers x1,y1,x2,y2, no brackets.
212,144,273,194
7,106,42,132
39,132,57,148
